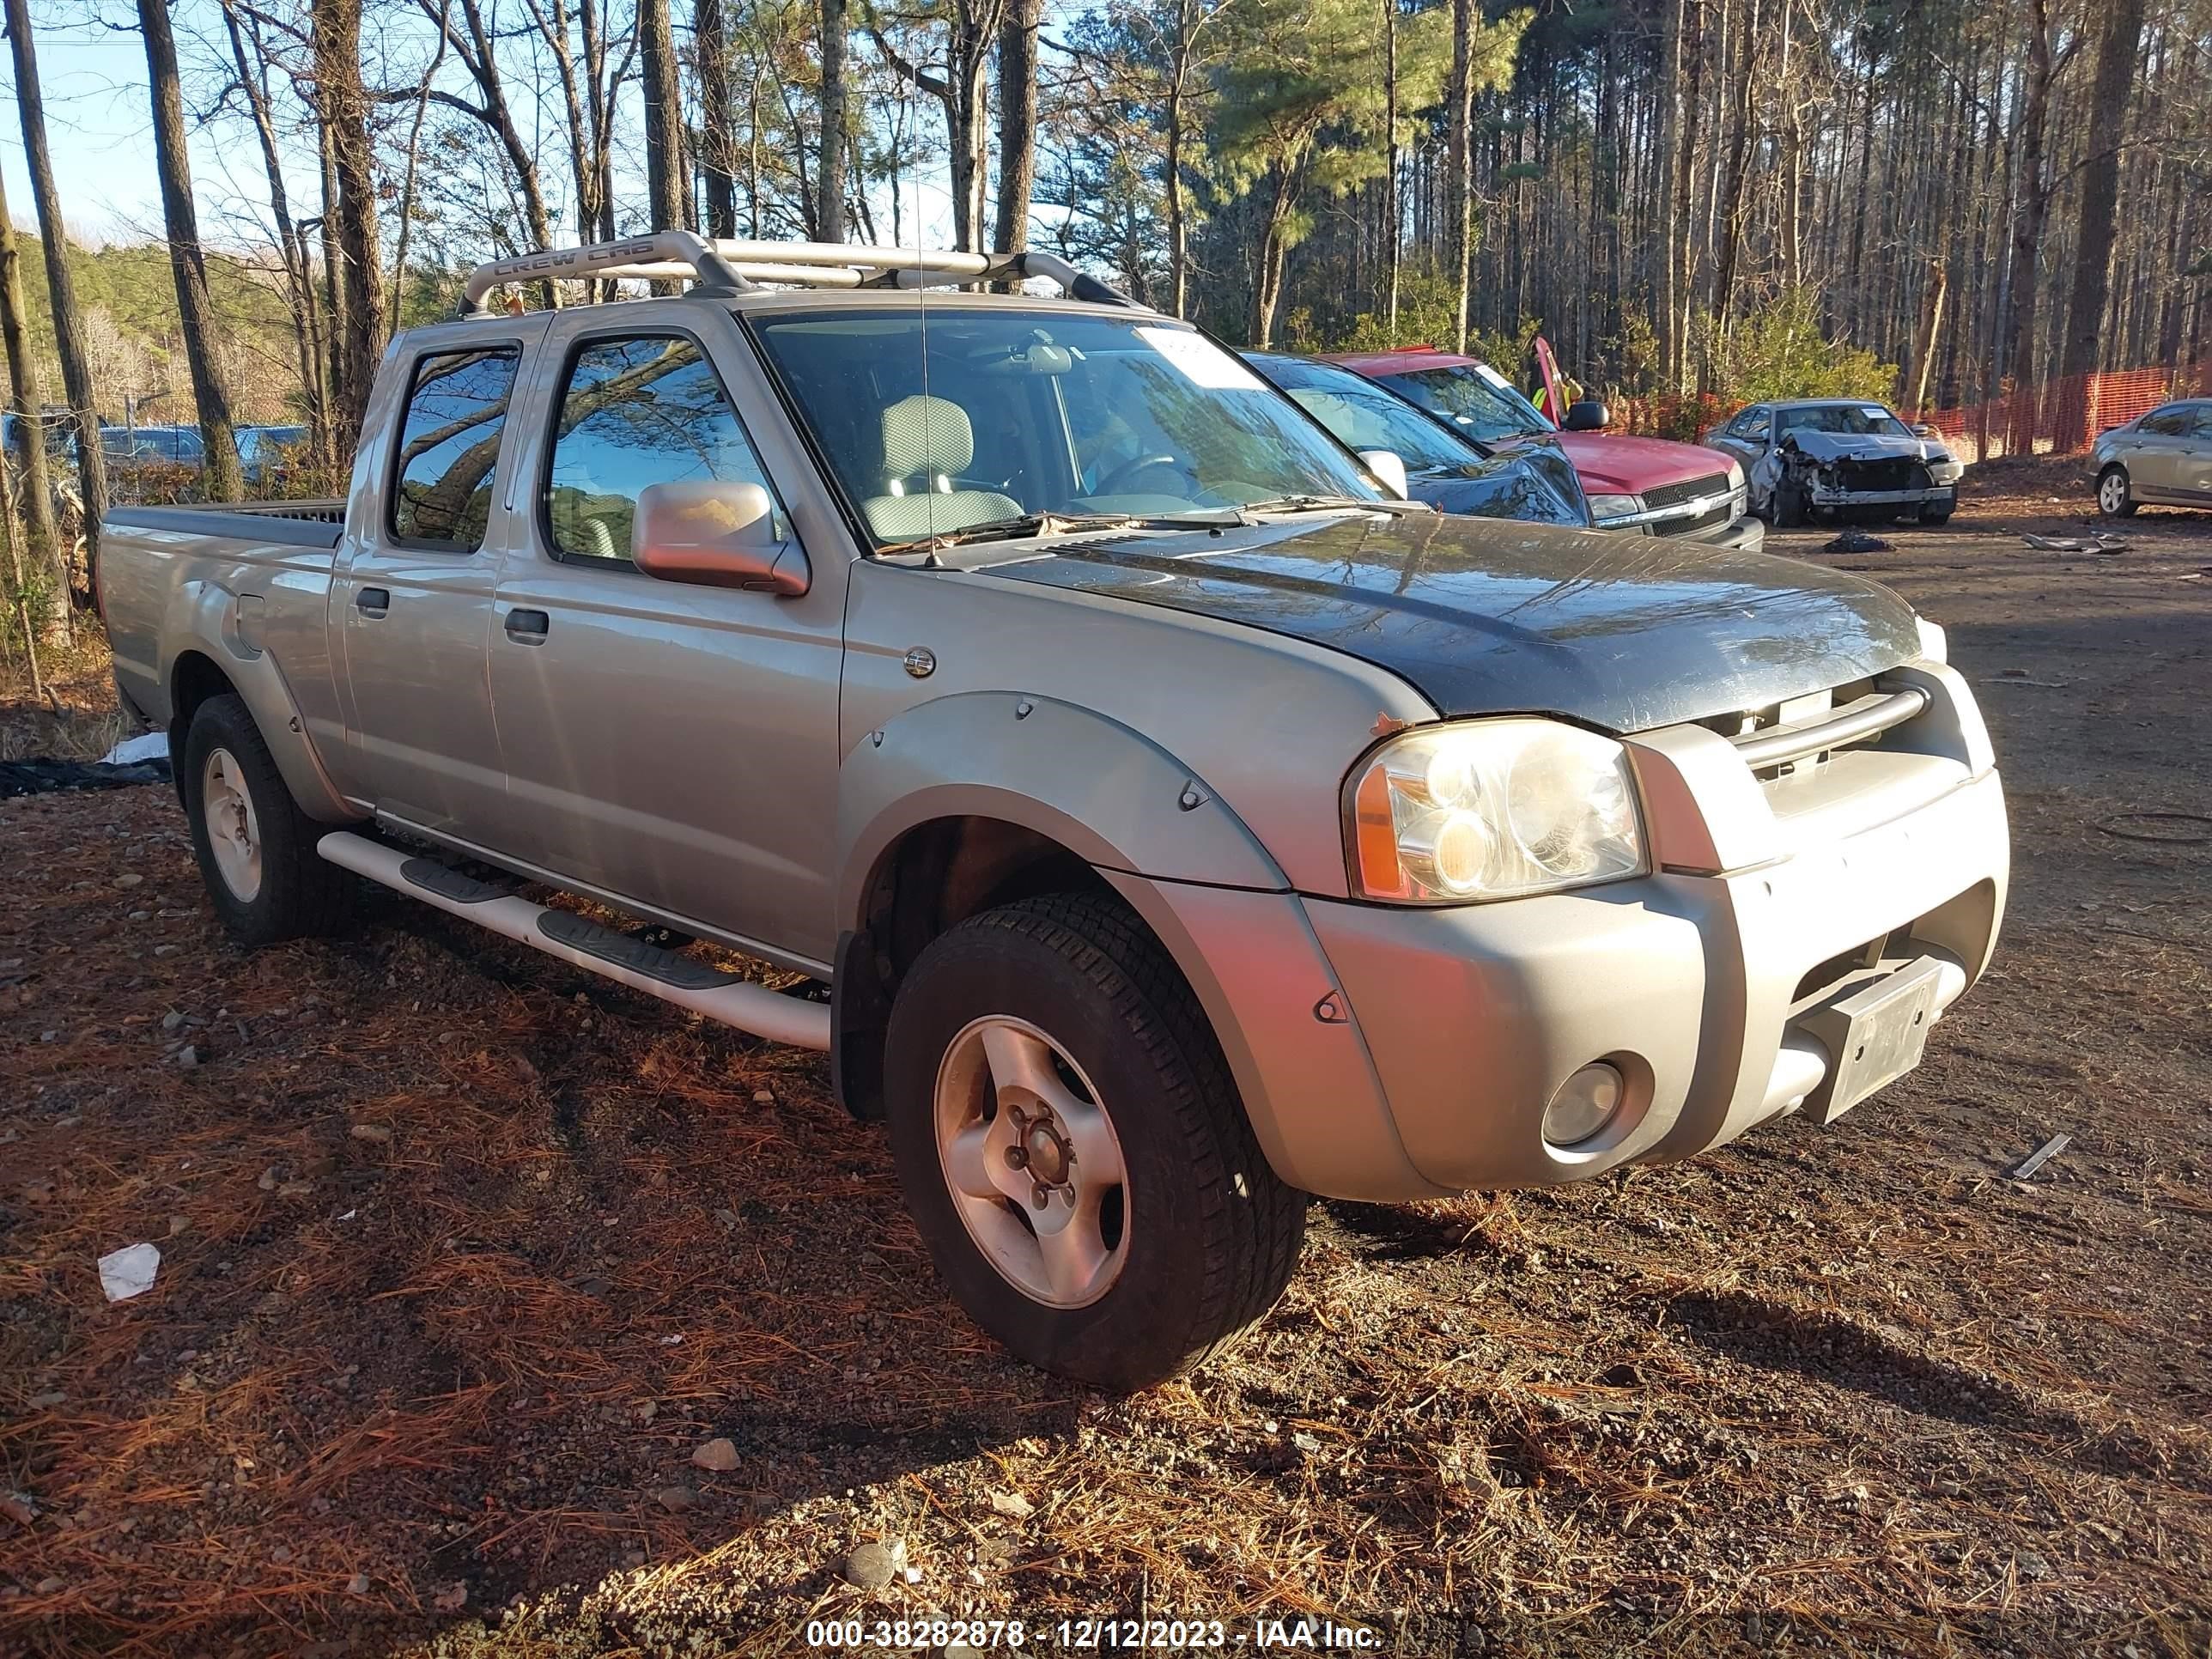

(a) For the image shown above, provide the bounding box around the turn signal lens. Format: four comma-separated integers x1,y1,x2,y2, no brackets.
1345,719,1646,904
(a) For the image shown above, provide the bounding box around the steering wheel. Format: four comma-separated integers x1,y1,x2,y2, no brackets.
1096,453,1184,495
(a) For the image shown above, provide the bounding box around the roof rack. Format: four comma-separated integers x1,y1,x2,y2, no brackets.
457,231,1140,317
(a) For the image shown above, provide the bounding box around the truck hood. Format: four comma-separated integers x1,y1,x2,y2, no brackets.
974,511,1922,733
1546,431,1734,494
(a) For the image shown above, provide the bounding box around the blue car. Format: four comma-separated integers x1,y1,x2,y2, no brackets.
1243,350,1594,528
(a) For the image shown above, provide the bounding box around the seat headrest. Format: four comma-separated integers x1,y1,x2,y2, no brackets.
881,394,975,480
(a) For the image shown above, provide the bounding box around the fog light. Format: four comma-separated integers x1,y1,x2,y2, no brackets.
1543,1062,1625,1148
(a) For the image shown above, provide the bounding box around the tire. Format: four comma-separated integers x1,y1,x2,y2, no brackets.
2096,465,2137,519
1920,507,1954,526
180,693,355,946
1771,481,1808,528
882,892,1305,1389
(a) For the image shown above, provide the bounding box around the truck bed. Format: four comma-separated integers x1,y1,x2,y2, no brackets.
104,500,347,551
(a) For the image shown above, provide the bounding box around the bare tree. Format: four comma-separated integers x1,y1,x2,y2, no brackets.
697,0,739,237
993,0,1042,252
0,165,63,632
2056,0,2148,440
5,0,106,613
641,0,690,233
1445,0,1474,351
312,0,388,447
138,0,244,501
869,0,1011,251
1999,0,2081,453
216,0,332,466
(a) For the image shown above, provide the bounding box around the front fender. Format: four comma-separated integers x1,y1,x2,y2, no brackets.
836,690,1287,926
166,580,354,822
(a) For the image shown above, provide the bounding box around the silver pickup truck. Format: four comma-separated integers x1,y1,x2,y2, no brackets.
100,234,2008,1389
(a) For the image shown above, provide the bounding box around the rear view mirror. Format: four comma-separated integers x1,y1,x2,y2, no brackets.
1356,449,1409,500
1563,400,1612,432
632,480,810,595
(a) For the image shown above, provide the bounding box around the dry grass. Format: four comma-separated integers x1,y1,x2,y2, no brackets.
0,626,130,763
4,503,2211,1656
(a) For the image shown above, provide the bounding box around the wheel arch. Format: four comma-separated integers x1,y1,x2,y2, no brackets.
830,693,1290,1119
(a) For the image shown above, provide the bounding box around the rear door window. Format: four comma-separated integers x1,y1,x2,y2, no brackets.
390,346,521,551
542,334,776,566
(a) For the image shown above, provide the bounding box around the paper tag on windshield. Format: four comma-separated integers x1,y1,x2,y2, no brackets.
1136,327,1267,391
1863,406,1891,420
1474,363,1516,390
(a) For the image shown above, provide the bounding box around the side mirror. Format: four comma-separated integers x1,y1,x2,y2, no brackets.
1356,449,1409,501
632,480,809,596
1562,400,1611,432
1911,422,1936,439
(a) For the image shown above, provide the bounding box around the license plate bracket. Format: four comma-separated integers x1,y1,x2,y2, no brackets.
1796,955,1945,1125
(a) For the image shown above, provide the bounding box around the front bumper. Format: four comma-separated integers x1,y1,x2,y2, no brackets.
1698,513,1765,553
1129,661,2008,1200
1810,483,1957,512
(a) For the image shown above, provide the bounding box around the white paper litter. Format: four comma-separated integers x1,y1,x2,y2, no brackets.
98,1242,161,1302
100,731,170,766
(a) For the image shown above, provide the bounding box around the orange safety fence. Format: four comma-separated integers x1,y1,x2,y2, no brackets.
1907,359,2212,463
1621,359,2212,458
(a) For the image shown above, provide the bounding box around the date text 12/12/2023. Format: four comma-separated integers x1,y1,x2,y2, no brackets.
803,1616,1383,1649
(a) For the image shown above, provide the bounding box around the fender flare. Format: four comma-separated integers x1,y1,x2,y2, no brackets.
166,580,354,822
836,690,1287,929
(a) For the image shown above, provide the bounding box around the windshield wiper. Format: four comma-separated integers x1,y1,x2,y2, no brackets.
1240,493,1432,517
877,509,1242,558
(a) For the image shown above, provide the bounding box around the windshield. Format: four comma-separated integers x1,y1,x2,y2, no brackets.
1377,363,1552,443
750,307,1380,547
1777,404,1912,439
1247,355,1489,474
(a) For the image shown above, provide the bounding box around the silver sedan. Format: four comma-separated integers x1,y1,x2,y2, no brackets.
2093,400,2212,516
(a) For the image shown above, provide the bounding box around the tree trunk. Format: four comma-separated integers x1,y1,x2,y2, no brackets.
2056,0,2147,447
696,0,737,238
6,0,105,617
1655,0,1682,387
1165,54,1189,317
817,0,848,240
994,0,1042,255
1446,0,1474,353
640,0,687,234
1382,0,1400,336
138,0,244,502
1904,259,1948,415
219,0,331,469
313,0,386,451
2002,0,2059,455
0,166,63,632
316,114,349,403
1706,0,1760,368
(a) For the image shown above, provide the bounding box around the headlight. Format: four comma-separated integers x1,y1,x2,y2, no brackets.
1929,458,1963,483
1586,492,1640,521
1346,719,1647,903
1723,458,1746,492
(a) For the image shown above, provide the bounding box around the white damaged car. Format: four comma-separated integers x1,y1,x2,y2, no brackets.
1709,399,1966,528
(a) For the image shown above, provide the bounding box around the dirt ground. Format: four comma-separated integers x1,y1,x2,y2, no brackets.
3,456,2209,1658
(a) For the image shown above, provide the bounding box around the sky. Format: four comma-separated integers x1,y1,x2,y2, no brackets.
1,5,965,258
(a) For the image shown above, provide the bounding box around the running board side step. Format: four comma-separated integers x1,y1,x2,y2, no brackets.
317,830,830,1051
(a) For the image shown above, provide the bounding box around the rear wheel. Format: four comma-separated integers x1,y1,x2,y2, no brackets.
181,694,355,946
883,892,1305,1389
2096,465,2137,518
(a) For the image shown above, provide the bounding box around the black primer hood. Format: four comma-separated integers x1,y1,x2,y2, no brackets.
974,511,1923,733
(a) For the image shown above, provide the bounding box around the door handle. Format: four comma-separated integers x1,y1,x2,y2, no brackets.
356,586,390,618
504,607,550,644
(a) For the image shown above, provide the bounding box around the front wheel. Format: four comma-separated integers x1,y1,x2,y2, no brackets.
1771,480,1808,528
181,693,356,946
883,893,1305,1389
2096,465,2137,518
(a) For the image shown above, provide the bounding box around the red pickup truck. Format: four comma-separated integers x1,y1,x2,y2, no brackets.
1325,347,1763,551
